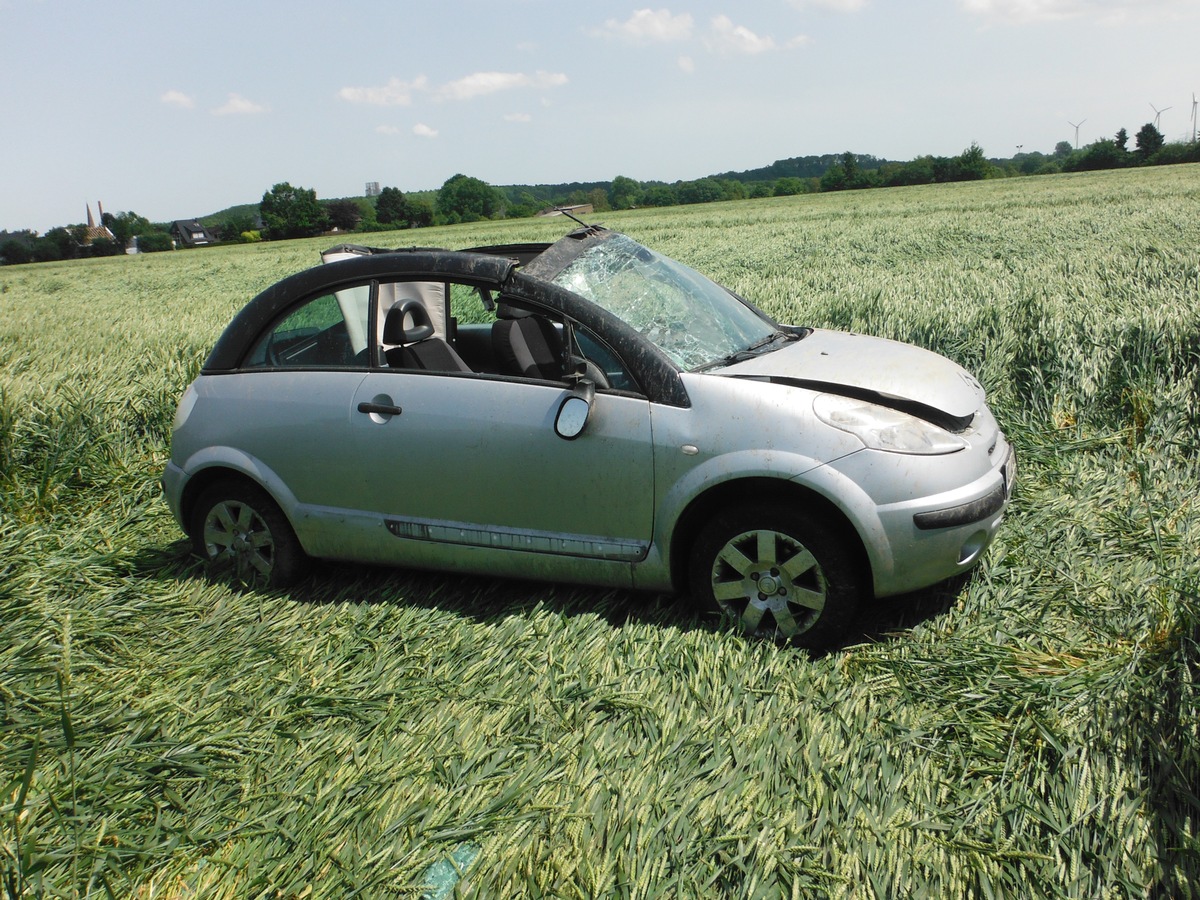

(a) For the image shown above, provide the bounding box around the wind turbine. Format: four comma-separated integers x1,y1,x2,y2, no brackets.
1068,119,1086,149
1191,93,1198,143
1150,102,1171,130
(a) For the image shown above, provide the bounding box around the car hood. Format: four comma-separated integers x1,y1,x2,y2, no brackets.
721,328,985,422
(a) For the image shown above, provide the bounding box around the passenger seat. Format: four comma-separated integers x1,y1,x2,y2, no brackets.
383,300,471,372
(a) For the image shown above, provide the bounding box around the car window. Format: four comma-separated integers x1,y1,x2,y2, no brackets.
448,283,493,326
570,325,639,394
245,287,370,369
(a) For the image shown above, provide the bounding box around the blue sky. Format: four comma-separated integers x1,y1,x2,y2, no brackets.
1,0,1197,233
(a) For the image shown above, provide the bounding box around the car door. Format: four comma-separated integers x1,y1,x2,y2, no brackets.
347,369,655,578
216,285,373,517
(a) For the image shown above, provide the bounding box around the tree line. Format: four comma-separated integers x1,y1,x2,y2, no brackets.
3,124,1197,265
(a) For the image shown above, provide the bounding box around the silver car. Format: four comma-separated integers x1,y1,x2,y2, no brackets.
163,225,1014,647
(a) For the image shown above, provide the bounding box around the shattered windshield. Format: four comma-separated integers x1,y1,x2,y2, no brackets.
549,233,779,370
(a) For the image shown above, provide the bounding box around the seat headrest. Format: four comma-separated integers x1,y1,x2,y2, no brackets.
495,301,533,320
384,298,435,344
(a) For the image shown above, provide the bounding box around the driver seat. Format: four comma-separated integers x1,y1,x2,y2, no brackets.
383,300,471,372
491,303,563,380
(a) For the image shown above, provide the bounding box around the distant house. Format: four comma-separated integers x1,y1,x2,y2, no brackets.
537,203,594,218
170,219,216,248
82,202,115,245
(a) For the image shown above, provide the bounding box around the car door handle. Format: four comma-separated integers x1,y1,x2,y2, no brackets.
357,401,402,416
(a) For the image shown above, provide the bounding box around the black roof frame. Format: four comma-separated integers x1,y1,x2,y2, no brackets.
200,242,691,408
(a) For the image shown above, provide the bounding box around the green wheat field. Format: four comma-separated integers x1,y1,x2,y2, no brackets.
2,165,1198,898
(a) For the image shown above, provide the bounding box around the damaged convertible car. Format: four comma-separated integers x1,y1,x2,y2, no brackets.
163,225,1014,647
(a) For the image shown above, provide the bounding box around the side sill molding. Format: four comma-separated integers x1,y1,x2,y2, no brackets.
385,517,649,562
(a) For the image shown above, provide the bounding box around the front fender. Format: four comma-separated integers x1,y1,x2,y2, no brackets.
641,447,885,591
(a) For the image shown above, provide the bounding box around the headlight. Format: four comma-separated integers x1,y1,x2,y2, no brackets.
813,393,968,455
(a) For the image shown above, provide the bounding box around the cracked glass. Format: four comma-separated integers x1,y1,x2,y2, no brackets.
549,233,777,371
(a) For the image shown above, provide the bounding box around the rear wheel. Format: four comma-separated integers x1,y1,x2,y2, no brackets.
689,505,861,648
190,480,309,590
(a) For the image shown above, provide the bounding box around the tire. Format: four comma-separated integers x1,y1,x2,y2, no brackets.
689,504,862,648
190,480,309,590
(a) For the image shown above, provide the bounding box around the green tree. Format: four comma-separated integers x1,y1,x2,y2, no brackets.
641,184,677,207
1114,128,1129,152
260,182,329,240
676,178,724,204
1135,123,1164,161
138,230,174,253
436,174,500,222
879,157,935,186
609,175,642,210
820,162,849,192
586,188,611,212
1013,151,1048,175
88,237,122,257
720,180,746,201
773,177,807,196
1145,141,1200,165
218,212,258,242
1053,141,1074,159
0,238,33,264
39,227,81,261
840,151,860,184
325,199,363,232
954,143,991,180
1064,139,1124,172
102,210,150,247
375,186,408,225
405,197,434,228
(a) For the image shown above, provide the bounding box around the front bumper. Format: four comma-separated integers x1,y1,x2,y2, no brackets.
816,437,1015,599
877,443,1014,596
913,444,1014,530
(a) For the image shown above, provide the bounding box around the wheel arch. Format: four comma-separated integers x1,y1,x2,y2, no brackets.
668,477,873,597
179,466,282,540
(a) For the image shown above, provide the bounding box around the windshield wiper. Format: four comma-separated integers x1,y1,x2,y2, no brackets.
691,330,792,372
749,330,795,351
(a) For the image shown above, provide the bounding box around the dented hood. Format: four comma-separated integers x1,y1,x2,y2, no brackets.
722,328,985,420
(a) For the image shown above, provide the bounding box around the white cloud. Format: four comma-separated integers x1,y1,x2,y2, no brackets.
160,89,194,109
958,0,1191,24
786,34,814,48
706,15,776,54
212,93,266,115
375,124,401,135
595,8,694,42
678,55,696,73
959,0,1082,21
504,112,533,123
413,123,438,138
788,0,866,10
436,70,567,101
338,76,428,106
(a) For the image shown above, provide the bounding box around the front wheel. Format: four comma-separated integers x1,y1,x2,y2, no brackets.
190,480,309,590
689,505,862,648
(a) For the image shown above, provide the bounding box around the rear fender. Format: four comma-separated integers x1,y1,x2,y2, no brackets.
176,447,303,540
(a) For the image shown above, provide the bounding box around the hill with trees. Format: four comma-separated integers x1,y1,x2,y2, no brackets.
4,125,1199,264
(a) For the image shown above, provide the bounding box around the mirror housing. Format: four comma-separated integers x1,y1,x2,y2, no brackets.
554,380,595,440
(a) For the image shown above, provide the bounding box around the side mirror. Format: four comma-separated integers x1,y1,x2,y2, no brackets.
554,380,595,440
